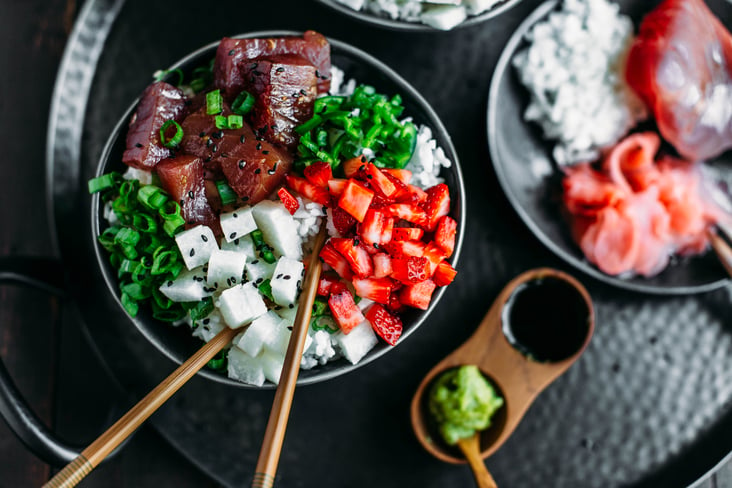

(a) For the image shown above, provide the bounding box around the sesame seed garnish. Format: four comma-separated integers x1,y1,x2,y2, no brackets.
201,234,208,242
256,143,262,150
240,135,246,143
189,249,195,257
228,49,235,56
135,143,143,148
229,232,237,239
189,191,194,198
254,168,261,174
239,160,246,169
284,275,291,280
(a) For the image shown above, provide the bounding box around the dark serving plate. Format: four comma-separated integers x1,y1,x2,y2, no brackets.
91,31,464,388
36,0,732,486
488,0,732,294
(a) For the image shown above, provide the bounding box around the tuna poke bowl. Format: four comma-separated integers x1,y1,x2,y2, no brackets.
89,31,464,388
488,0,732,293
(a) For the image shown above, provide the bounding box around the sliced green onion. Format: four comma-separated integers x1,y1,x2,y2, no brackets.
231,90,255,115
151,249,178,275
206,89,223,115
114,227,140,247
215,180,237,206
137,185,168,210
206,349,228,371
160,120,183,148
88,173,117,194
227,114,243,129
312,298,328,317
311,315,338,334
215,115,228,130
258,279,274,302
251,230,276,264
122,282,150,300
152,288,173,310
159,201,185,237
132,213,157,233
152,303,187,322
187,297,214,321
121,292,139,317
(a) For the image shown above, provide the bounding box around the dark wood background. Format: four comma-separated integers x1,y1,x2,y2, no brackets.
0,0,730,487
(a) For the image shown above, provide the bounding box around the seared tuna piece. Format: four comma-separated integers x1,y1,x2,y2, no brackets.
156,154,218,232
240,55,317,149
122,82,188,170
180,107,292,204
214,30,331,98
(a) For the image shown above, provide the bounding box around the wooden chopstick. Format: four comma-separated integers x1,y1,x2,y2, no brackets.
42,325,239,488
708,225,732,278
252,225,328,488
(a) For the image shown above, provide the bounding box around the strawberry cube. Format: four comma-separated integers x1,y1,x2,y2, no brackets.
277,187,300,215
434,216,457,257
386,203,427,227
319,242,353,280
303,161,333,189
359,209,391,246
422,183,450,231
391,256,430,284
372,253,393,278
382,168,412,184
422,242,447,276
365,304,403,346
328,289,366,334
352,277,393,304
392,227,424,241
317,273,341,296
286,174,331,206
338,180,374,222
328,178,348,197
433,261,457,286
364,163,397,198
330,237,374,278
399,279,436,310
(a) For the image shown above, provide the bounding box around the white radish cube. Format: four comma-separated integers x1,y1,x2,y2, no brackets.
252,200,302,260
234,311,281,357
218,283,267,328
227,347,265,386
259,350,285,384
271,257,304,306
264,318,293,356
245,259,276,285
307,330,336,360
335,321,378,365
420,5,467,30
464,0,500,14
175,225,218,270
276,304,299,324
159,267,212,302
220,234,256,259
220,206,257,242
206,250,247,289
192,311,225,343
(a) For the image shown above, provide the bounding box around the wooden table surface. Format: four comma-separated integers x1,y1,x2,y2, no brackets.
0,1,730,487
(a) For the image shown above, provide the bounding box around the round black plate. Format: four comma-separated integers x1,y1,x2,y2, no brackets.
488,0,731,295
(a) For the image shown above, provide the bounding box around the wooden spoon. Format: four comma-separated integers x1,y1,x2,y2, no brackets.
457,434,498,488
410,268,594,471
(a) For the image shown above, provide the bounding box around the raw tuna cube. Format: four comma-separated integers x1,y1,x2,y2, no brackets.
245,258,276,285
235,310,281,357
158,267,213,302
227,347,265,386
251,200,302,260
218,282,267,328
214,31,331,96
156,155,218,231
206,249,247,289
271,256,305,306
122,81,188,170
175,225,219,270
260,349,286,384
334,320,378,364
220,205,257,242
220,234,256,258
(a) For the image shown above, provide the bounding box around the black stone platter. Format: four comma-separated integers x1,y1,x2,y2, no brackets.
46,0,732,486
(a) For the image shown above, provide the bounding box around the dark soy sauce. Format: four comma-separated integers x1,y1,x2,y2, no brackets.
502,277,590,362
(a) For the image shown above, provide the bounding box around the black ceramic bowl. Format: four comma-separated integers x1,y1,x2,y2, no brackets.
316,0,523,32
91,31,465,389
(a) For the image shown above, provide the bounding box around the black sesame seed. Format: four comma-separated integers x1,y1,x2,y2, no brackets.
354,238,360,246
206,138,213,148
254,168,261,174
367,174,373,179
204,156,212,163
296,280,301,288
263,150,270,155
267,167,276,175
201,234,208,242
276,274,283,279
361,156,367,163
233,212,238,218
190,249,195,257
199,131,206,138
251,259,259,264
167,281,173,287
251,62,258,69
293,92,299,98
212,130,224,139
240,135,246,144
300,89,308,96
203,265,209,272
229,232,237,239
256,143,262,150
242,196,249,202
289,304,294,309
189,191,195,199
230,276,236,282
287,326,293,331
284,275,291,280
180,199,185,206
226,278,232,286
203,318,210,325
228,49,235,56
256,278,263,284
315,70,320,78
212,144,218,153
275,305,283,310
234,238,240,245
135,143,143,148
359,164,366,171
221,153,229,158
238,160,246,169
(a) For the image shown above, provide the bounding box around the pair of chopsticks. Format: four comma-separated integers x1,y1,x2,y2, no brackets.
43,226,327,488
709,222,732,278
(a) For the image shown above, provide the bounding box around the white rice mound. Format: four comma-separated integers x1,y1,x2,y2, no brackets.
512,0,647,166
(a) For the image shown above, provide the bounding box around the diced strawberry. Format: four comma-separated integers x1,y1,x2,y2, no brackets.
330,238,374,278
303,161,333,189
386,203,427,227
361,242,380,254
422,183,450,231
387,293,405,313
392,227,424,241
372,253,393,278
328,290,366,334
331,206,357,236
383,173,411,200
338,180,374,222
286,175,331,206
399,280,436,310
365,304,403,346
382,168,412,184
434,216,457,257
277,187,300,215
330,280,349,295
352,277,393,304
343,157,367,178
405,185,428,205
381,217,394,245
319,242,353,280
317,273,341,296
364,163,397,198
433,261,457,286
359,209,389,246
423,242,447,275
391,256,430,284
370,193,393,209
328,178,348,197
384,239,425,259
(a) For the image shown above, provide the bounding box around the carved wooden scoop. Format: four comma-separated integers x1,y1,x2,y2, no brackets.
410,268,594,483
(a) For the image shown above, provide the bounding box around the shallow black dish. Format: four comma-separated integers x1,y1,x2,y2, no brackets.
488,0,732,294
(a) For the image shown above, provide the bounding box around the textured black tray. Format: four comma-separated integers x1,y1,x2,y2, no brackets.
48,0,732,486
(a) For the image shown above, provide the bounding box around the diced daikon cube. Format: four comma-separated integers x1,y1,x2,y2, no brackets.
175,225,218,270
227,347,265,386
191,311,225,343
234,311,281,357
334,321,378,365
264,318,292,356
270,256,304,306
218,283,267,328
206,249,247,289
220,234,256,259
276,304,299,324
159,267,213,302
245,258,276,285
251,200,302,260
220,206,257,242
259,350,285,384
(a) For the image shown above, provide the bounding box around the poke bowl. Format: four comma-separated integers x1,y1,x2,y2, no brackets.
315,0,523,32
488,0,732,294
90,30,465,389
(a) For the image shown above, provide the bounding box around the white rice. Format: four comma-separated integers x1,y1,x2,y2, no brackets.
512,0,647,166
